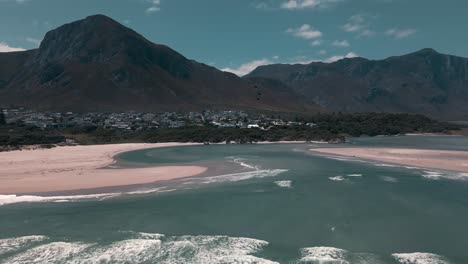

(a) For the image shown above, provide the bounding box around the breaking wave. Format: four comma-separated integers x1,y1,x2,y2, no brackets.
298,247,384,264
392,252,451,264
299,247,349,263
2,232,277,264
1,234,457,264
5,242,93,264
0,235,48,256
298,247,387,264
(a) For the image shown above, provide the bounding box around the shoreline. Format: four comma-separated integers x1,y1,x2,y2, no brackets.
310,147,468,173
0,143,207,194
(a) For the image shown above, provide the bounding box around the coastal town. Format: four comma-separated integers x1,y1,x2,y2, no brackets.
1,108,316,131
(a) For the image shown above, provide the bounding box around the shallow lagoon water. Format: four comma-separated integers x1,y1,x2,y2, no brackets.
1,136,468,263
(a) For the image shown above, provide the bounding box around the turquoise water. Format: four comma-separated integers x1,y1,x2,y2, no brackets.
1,136,468,263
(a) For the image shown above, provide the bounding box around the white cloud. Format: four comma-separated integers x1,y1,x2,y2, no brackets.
386,28,417,39
255,1,272,10
343,15,365,32
325,52,358,63
0,0,31,2
146,6,160,13
145,0,161,13
318,50,327,55
222,59,273,76
332,40,350,47
358,29,375,37
281,0,343,10
311,39,322,46
222,52,360,73
342,14,375,38
287,24,322,40
0,42,25,52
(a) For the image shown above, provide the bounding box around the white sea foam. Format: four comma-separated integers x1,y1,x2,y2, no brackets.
274,180,292,188
229,157,261,170
76,239,162,263
0,235,48,256
299,247,349,263
0,187,171,206
392,252,451,264
1,231,278,264
380,176,399,183
375,163,400,168
155,235,277,264
0,193,118,206
421,171,444,180
347,174,362,177
404,166,421,170
299,247,386,264
198,169,288,184
126,187,171,195
329,176,347,182
133,232,165,240
5,242,92,264
2,233,277,264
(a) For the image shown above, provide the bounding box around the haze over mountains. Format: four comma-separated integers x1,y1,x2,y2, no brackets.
1,14,467,120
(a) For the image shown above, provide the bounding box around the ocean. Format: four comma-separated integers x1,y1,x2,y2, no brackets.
1,135,468,263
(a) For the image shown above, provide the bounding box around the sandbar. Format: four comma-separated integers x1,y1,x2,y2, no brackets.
311,147,468,173
0,143,206,194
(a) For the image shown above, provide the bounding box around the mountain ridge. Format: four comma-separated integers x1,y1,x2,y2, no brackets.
1,14,468,119
0,14,315,113
246,48,468,120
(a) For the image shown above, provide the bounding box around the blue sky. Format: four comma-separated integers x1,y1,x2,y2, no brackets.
0,0,467,76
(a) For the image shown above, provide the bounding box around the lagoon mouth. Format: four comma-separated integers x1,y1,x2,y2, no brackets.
2,137,468,263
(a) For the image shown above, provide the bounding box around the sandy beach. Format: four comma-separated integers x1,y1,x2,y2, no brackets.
311,147,468,173
0,143,207,194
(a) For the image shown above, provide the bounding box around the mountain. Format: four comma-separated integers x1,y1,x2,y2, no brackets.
0,15,314,113
246,48,468,120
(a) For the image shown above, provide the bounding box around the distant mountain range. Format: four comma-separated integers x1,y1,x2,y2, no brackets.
246,48,468,120
1,14,467,120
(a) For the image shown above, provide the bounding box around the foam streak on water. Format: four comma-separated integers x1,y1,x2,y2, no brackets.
0,187,169,206
198,169,288,184
274,180,292,188
230,157,262,170
198,157,288,184
329,176,347,182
